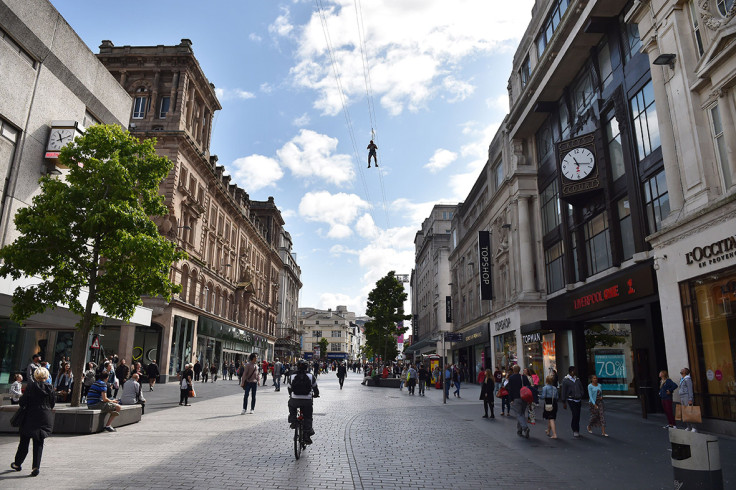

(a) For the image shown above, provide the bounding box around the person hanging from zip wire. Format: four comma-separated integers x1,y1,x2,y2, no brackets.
367,140,378,168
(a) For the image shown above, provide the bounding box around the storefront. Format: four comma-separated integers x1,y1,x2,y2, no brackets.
542,261,666,409
452,323,490,384
650,212,736,433
195,315,270,372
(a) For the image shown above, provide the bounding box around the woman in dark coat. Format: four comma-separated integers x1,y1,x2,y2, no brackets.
479,368,495,418
11,366,55,476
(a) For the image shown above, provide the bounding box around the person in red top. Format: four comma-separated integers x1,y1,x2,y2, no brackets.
493,366,503,397
261,360,269,386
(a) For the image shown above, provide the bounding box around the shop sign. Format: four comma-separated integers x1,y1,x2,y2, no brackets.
685,234,736,268
522,333,541,344
555,264,656,317
478,231,493,300
494,317,511,332
445,296,452,323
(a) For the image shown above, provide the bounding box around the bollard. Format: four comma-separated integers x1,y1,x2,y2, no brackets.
669,428,723,489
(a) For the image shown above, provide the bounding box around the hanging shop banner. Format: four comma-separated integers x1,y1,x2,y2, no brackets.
478,231,492,300
445,296,452,323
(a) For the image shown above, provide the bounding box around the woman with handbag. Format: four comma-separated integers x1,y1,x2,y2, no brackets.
54,363,73,403
678,367,696,432
586,375,608,437
179,363,193,406
10,366,55,477
479,369,495,418
499,372,511,416
541,374,558,438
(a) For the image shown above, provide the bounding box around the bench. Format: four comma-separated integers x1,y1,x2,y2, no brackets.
0,404,142,434
362,377,402,388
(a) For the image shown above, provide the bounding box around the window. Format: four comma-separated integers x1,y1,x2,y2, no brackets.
571,233,580,283
159,96,171,118
332,330,341,337
541,180,561,235
313,330,321,338
584,213,612,275
643,170,670,233
690,1,705,57
330,343,341,352
710,103,734,189
717,0,735,16
598,40,614,89
133,96,147,119
0,118,18,143
573,71,595,115
559,99,571,140
535,0,570,58
493,158,504,190
606,117,626,181
0,26,35,67
630,81,660,162
520,56,531,89
84,110,100,128
617,197,635,260
545,241,565,293
536,117,554,163
622,19,642,62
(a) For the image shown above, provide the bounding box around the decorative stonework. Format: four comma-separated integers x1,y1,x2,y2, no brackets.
696,0,736,31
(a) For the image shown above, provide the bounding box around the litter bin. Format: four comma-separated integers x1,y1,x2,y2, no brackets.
669,428,723,489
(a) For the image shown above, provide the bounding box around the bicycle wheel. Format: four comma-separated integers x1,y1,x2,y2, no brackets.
294,423,302,460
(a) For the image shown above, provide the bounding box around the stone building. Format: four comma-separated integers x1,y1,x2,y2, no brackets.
97,40,287,379
0,0,151,388
407,204,457,359
630,0,736,434
275,230,302,362
298,306,356,362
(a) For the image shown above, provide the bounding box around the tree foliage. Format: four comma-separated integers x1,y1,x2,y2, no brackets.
318,337,329,359
0,124,185,406
364,271,410,362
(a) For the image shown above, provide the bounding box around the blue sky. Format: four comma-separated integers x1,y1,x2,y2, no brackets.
51,0,533,315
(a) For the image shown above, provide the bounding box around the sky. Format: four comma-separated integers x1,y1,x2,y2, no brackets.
50,0,534,317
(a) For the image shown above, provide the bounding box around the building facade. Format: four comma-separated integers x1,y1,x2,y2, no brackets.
630,0,736,434
0,0,152,388
299,306,357,362
408,204,457,358
98,40,286,379
275,230,302,362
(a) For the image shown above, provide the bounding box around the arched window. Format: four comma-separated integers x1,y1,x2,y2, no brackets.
180,265,189,301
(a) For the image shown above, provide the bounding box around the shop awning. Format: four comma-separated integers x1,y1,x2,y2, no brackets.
404,337,437,353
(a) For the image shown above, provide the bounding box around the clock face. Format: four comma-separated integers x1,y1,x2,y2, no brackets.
560,147,595,181
47,128,75,151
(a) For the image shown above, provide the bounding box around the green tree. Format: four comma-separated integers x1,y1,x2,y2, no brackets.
364,271,410,362
318,337,329,359
0,124,185,406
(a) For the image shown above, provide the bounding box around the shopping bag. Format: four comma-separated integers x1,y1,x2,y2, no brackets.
189,389,196,398
682,405,702,423
675,404,682,421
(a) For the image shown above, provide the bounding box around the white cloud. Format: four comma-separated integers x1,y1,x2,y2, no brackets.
487,93,509,112
298,191,370,238
281,208,297,219
355,213,379,239
229,155,284,191
277,129,354,185
330,244,359,255
318,292,364,313
249,33,262,42
215,87,256,101
424,148,458,173
292,113,311,126
260,82,273,94
289,0,533,116
269,8,294,37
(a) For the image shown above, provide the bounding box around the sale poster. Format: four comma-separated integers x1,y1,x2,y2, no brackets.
595,352,627,391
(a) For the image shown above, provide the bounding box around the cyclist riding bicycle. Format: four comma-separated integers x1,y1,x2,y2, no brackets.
288,359,319,444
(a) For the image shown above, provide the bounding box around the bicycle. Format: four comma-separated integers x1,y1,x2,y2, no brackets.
293,407,307,460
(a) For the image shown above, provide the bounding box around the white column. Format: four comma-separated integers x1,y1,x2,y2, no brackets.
718,89,736,189
518,196,534,293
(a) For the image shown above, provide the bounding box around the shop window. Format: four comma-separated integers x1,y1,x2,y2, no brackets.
606,116,626,181
545,241,565,293
541,180,561,235
690,1,705,57
709,103,734,189
630,80,661,162
494,331,518,372
680,268,736,421
617,197,635,260
585,323,635,395
584,212,612,275
643,170,670,233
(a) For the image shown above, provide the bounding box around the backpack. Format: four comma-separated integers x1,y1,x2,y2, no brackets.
291,372,312,396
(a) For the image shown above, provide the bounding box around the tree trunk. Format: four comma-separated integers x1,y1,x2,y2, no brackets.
69,324,91,407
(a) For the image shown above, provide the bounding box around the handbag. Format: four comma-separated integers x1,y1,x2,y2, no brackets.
520,386,533,403
682,405,702,423
675,404,683,421
10,406,27,428
496,387,509,398
544,397,554,411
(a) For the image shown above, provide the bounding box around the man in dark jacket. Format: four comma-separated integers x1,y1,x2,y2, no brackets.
115,359,130,390
193,360,202,381
560,366,586,438
507,365,531,438
337,361,347,389
146,360,160,391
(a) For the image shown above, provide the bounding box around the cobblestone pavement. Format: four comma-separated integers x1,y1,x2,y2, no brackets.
0,373,734,489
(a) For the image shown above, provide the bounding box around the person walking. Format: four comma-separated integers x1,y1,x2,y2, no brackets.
10,374,23,404
241,353,259,414
452,365,461,398
210,363,218,383
541,375,558,438
337,361,347,390
407,364,418,395
523,368,537,426
146,360,159,391
179,364,193,406
586,375,608,436
480,368,495,419
193,360,202,382
273,359,283,391
493,366,503,397
222,360,228,381
444,364,452,399
11,366,55,477
417,364,429,397
115,359,130,391
202,363,209,383
399,365,407,391
561,366,586,438
659,370,678,429
261,360,269,386
500,372,511,416
507,365,531,438
678,367,696,432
